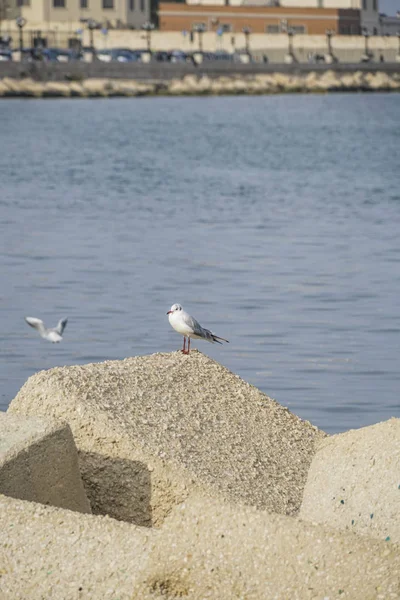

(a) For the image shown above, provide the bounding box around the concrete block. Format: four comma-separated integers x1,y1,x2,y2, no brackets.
8,351,325,526
1,492,399,600
132,493,400,600
0,494,150,600
299,418,400,543
0,412,91,514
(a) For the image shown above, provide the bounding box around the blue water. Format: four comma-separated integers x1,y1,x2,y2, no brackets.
1,94,399,434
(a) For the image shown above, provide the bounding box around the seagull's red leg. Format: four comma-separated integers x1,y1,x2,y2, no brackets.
182,337,186,354
188,337,191,354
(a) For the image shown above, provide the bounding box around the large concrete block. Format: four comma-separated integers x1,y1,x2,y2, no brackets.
1,492,399,600
8,351,325,526
132,494,400,600
0,494,150,600
0,412,91,514
299,418,400,543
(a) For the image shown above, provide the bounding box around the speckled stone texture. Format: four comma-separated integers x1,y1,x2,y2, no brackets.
300,418,400,543
1,493,399,600
8,351,325,526
0,494,151,600
0,412,90,513
132,494,400,600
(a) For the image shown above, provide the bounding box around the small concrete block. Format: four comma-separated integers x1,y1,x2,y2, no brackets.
299,418,400,543
0,412,91,513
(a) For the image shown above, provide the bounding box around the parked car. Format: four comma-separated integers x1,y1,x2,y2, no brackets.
43,48,82,62
0,49,12,61
97,48,142,63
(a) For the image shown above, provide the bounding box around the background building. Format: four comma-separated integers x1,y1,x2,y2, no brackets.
158,3,362,34
0,0,151,29
379,12,400,34
174,0,380,34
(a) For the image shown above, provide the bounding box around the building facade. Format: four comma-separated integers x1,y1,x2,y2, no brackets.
171,0,379,34
1,0,151,28
159,3,361,34
379,13,400,35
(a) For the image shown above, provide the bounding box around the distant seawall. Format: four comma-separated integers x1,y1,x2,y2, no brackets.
1,62,400,97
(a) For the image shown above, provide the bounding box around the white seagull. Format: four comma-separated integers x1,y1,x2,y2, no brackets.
24,316,68,343
167,303,229,355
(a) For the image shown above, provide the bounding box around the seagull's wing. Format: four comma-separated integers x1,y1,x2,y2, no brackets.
55,318,68,335
181,312,207,337
25,317,46,334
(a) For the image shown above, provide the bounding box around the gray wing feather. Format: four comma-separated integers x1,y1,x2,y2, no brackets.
182,313,205,336
55,318,68,335
182,313,214,341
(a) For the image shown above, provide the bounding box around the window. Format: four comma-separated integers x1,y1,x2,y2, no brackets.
266,24,279,33
80,0,88,8
53,0,65,7
129,0,134,10
220,23,231,32
362,0,367,9
373,0,377,10
291,25,306,33
102,0,114,8
17,0,30,6
140,0,144,11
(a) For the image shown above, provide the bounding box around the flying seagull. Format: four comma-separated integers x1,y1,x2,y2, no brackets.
24,316,68,343
167,303,229,355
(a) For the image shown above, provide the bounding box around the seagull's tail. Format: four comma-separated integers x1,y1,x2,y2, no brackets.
211,334,229,344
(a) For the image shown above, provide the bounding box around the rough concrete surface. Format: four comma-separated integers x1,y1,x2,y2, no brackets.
8,351,325,526
300,418,400,543
0,494,151,600
1,492,399,600
132,494,400,600
0,412,90,513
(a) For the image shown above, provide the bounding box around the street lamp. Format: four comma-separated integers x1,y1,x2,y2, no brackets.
325,29,337,63
16,16,26,56
360,28,372,61
284,28,296,63
364,30,369,55
192,23,206,53
87,18,97,59
242,25,251,55
141,21,155,53
396,32,400,62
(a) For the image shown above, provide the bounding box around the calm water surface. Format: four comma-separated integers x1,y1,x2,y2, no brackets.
1,94,399,434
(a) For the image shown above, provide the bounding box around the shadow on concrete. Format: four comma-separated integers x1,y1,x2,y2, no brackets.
79,451,152,528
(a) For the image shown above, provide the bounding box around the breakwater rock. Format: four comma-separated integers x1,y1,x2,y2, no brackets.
2,351,400,599
1,69,400,98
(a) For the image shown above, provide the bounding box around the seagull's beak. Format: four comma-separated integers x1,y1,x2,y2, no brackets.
166,310,172,315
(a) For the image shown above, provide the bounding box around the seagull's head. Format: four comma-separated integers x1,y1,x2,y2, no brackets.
167,303,183,315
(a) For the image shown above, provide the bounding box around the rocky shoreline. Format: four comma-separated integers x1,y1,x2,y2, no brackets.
1,351,399,599
1,69,400,97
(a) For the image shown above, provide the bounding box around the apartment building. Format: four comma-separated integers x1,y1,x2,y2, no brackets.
0,0,151,28
160,0,380,34
158,3,361,35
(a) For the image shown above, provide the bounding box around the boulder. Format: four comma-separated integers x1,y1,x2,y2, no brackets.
8,351,325,526
0,412,90,513
132,493,400,600
2,491,399,600
1,77,42,97
42,82,71,97
300,418,400,543
81,78,110,97
0,494,150,600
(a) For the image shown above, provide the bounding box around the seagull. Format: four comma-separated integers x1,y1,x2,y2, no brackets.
24,316,68,343
167,303,229,355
